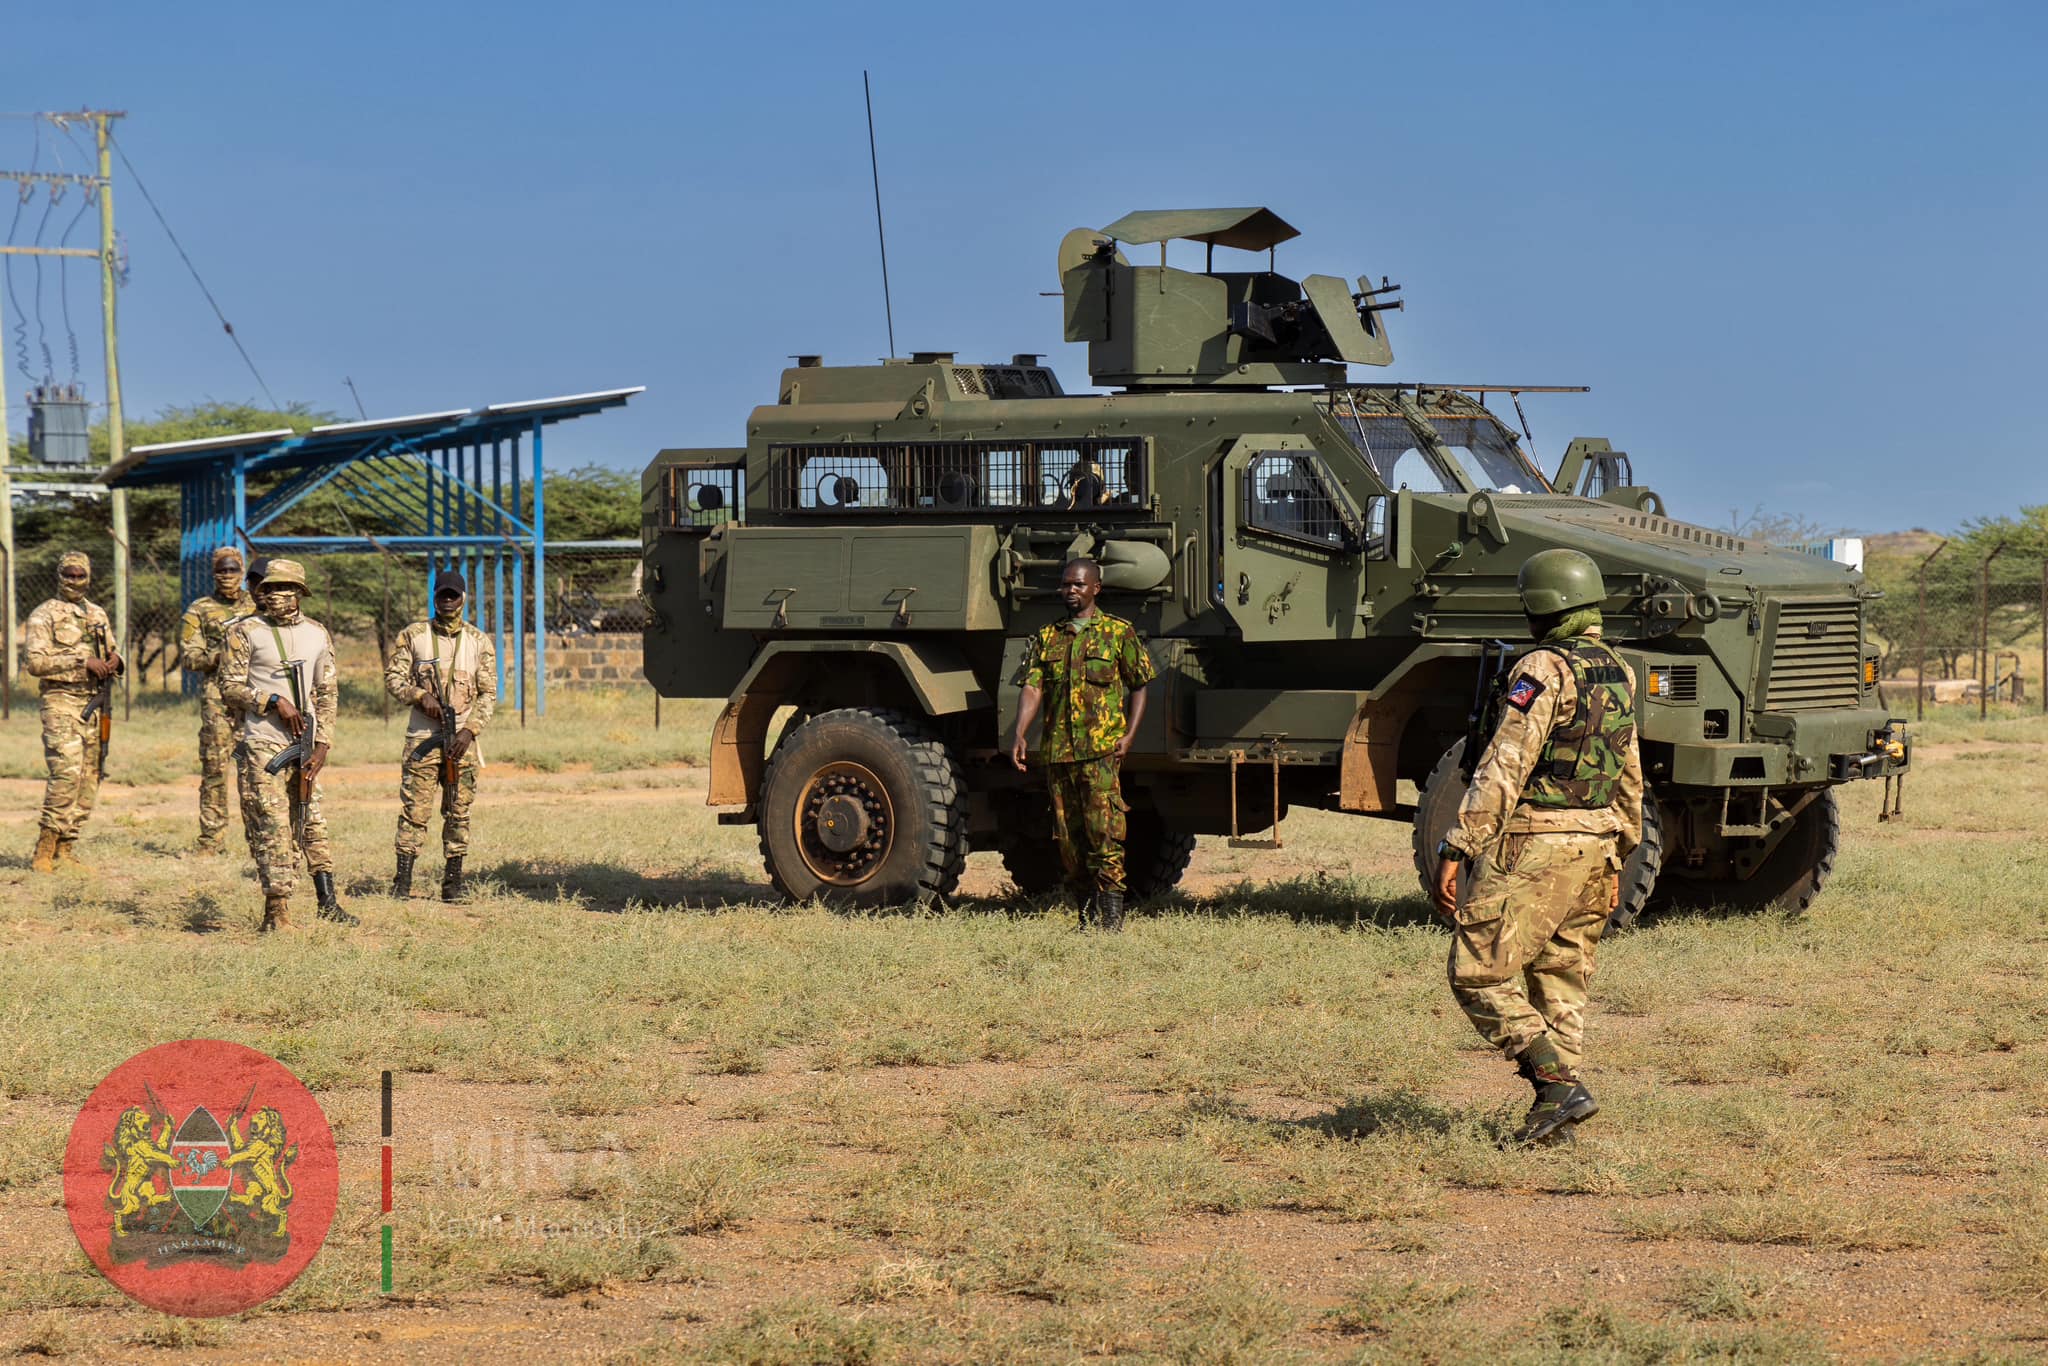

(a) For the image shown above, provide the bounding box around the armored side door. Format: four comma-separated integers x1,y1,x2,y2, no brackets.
1213,435,1369,641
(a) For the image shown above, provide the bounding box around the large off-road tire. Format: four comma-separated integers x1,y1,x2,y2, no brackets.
1125,806,1196,903
1411,739,1665,932
996,805,1062,896
996,802,1194,904
758,707,968,908
1661,788,1838,916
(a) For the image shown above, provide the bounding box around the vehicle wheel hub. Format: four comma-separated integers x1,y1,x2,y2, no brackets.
815,793,870,851
795,763,893,885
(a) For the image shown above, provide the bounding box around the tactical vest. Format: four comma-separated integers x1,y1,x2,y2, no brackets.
1522,637,1636,810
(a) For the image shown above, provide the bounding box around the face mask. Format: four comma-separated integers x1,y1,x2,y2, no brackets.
434,598,464,625
215,569,245,601
264,589,302,623
58,576,89,603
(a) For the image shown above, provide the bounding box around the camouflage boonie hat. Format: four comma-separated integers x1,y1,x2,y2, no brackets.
259,559,310,591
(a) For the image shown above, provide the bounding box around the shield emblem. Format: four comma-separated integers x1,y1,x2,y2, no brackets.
169,1107,233,1230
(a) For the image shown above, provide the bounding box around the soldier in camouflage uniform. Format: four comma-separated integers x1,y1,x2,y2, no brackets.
218,559,356,931
176,546,251,854
1009,558,1155,930
22,551,122,873
1434,548,1643,1145
384,571,498,902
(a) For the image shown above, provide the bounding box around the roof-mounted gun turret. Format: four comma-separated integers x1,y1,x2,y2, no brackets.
1059,207,1401,390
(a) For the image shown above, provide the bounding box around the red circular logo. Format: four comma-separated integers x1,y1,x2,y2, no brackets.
63,1040,338,1317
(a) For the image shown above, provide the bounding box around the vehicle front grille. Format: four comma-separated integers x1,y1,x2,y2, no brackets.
1765,599,1863,711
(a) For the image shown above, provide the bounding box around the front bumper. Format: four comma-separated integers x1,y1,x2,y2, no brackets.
1665,707,1908,788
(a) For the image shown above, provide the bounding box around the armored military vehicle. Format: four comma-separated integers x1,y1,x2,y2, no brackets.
641,207,1907,924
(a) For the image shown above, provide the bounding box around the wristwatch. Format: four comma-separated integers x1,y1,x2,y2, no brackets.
1435,837,1468,863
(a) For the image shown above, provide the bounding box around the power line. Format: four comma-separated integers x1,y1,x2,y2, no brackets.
56,178,91,381
5,125,39,384
106,131,280,410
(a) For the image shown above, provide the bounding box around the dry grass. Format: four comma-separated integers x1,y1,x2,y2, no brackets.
0,695,2042,1357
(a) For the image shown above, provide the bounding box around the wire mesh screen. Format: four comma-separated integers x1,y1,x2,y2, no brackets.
1240,451,1361,553
661,463,745,532
767,438,1147,514
546,550,648,633
1331,411,1548,495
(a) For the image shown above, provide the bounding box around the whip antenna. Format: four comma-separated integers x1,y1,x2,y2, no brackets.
863,71,896,358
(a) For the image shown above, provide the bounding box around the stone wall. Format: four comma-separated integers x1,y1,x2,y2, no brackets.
532,634,644,687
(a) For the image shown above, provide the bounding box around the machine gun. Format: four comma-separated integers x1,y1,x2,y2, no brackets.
79,624,121,780
408,662,460,817
1459,640,1516,783
260,660,316,834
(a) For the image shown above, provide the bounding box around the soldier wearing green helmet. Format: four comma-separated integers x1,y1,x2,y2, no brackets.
1432,547,1643,1146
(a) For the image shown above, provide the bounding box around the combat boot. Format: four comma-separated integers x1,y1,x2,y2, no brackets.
192,837,227,857
391,853,415,898
1071,888,1094,930
54,838,90,871
313,872,357,926
441,857,465,903
260,893,291,934
1510,1037,1598,1147
30,830,58,874
1095,888,1126,932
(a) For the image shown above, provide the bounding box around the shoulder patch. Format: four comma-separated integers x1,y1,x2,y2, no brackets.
1505,675,1546,713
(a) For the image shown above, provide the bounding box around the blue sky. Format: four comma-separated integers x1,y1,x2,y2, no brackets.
2,0,2041,533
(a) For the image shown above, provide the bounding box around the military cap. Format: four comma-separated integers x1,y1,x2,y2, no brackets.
259,558,311,592
433,570,467,598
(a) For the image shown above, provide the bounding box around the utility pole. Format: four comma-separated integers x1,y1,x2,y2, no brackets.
88,112,130,672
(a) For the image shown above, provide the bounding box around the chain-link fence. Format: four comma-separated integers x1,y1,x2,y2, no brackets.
543,549,647,634
1870,548,2048,720
6,532,646,712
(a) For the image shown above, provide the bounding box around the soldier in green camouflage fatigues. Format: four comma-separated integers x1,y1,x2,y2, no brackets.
1434,548,1643,1145
22,551,122,873
384,571,498,902
1010,559,1156,929
177,546,251,853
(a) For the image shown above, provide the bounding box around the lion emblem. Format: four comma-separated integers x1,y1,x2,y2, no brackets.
103,1107,177,1238
223,1106,297,1237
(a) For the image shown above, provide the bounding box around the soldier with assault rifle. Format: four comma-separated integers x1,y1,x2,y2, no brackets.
385,570,498,903
23,550,121,873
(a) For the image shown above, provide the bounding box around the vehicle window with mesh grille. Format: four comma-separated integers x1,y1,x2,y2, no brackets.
1336,414,1548,494
1428,416,1548,493
771,440,1145,513
1339,417,1458,494
1243,451,1357,552
663,464,745,529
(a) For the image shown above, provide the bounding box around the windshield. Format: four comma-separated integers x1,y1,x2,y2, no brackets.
1336,412,1551,495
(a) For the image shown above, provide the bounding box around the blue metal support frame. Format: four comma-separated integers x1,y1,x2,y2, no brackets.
106,389,640,720
531,417,547,718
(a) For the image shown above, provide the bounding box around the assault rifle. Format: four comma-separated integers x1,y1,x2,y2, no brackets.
79,625,121,780
1458,639,1515,783
408,662,460,817
261,660,316,833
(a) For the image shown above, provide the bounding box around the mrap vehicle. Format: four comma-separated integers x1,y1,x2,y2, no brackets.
640,207,1906,923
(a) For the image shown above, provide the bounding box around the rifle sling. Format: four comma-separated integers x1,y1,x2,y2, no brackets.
266,622,310,726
